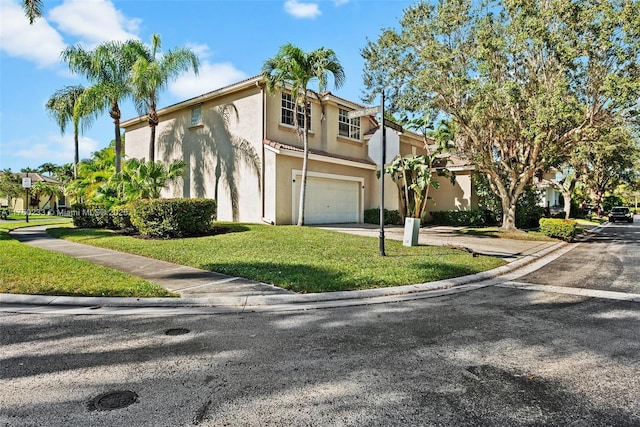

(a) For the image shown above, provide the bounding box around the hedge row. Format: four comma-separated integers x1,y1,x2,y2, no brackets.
363,209,403,225
429,210,493,226
539,218,577,241
71,198,217,238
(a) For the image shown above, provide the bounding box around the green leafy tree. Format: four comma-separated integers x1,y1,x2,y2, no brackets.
0,170,22,209
581,125,640,211
62,41,141,174
53,163,75,187
362,0,640,231
262,43,345,225
130,34,200,163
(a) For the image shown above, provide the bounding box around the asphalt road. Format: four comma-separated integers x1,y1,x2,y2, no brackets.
2,285,639,426
518,220,640,294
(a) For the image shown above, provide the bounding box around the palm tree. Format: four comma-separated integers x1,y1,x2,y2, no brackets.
45,85,98,178
38,162,57,177
66,144,117,204
31,180,63,213
120,158,186,200
262,44,345,225
62,40,141,174
130,34,199,163
21,0,43,24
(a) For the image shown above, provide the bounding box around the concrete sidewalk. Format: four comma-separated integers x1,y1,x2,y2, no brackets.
2,223,567,311
316,223,557,262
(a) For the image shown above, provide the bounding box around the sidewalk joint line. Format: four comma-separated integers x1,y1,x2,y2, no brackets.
178,277,239,291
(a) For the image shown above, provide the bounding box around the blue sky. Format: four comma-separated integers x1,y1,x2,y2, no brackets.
0,0,414,172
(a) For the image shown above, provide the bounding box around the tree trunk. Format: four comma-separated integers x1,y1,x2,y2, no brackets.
501,196,518,231
148,104,158,163
111,101,122,174
563,191,572,220
73,131,79,179
149,124,156,163
297,130,309,226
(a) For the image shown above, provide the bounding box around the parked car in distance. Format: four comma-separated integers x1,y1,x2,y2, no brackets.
609,206,633,223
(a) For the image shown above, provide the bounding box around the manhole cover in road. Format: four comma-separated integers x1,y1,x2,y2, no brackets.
165,328,190,336
88,390,138,411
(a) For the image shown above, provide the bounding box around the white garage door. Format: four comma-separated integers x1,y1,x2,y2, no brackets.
296,176,360,224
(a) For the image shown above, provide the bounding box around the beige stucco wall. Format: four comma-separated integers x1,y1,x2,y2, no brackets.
122,79,472,225
428,170,476,214
124,85,265,223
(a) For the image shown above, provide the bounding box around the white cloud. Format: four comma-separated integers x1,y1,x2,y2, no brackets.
184,43,212,60
169,62,248,99
0,0,66,67
0,0,141,68
8,132,100,166
334,0,349,5
284,0,321,19
49,0,141,46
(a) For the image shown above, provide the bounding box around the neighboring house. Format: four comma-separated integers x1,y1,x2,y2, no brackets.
535,171,564,215
0,173,67,213
121,75,477,225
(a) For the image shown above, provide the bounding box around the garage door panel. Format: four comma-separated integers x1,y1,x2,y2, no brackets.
296,176,360,224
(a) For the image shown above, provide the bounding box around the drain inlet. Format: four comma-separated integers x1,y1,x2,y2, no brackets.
88,390,138,411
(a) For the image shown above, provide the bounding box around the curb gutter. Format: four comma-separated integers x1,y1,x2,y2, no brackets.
1,240,569,309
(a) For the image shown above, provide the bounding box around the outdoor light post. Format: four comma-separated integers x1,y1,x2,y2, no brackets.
348,92,402,256
379,92,386,256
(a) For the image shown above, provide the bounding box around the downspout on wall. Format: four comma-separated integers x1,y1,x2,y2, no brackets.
258,80,274,225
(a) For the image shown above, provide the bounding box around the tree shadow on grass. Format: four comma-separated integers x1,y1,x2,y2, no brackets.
200,261,352,293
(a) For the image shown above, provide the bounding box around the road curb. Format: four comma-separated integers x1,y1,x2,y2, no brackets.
0,240,569,309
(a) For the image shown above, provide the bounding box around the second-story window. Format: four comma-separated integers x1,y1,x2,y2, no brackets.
191,105,202,126
339,108,360,140
281,93,311,130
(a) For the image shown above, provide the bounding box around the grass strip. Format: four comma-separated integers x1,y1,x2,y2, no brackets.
455,226,558,241
0,221,176,298
49,223,507,293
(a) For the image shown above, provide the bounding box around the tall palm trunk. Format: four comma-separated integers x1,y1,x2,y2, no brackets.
73,121,79,179
110,101,122,173
297,103,311,226
148,96,158,162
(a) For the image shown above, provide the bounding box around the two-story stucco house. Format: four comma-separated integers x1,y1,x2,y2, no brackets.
121,75,477,225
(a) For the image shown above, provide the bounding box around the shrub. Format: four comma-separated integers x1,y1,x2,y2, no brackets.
129,198,217,238
602,195,624,213
363,208,402,225
539,218,577,241
430,209,490,226
71,203,114,229
111,204,135,232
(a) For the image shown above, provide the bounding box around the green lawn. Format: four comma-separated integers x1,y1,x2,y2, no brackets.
48,223,507,293
455,226,557,241
0,221,176,298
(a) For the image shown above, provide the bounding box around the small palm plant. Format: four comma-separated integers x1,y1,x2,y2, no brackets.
385,117,452,222
119,158,186,200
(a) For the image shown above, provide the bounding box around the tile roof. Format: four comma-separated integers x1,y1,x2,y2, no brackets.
0,172,61,184
263,139,377,166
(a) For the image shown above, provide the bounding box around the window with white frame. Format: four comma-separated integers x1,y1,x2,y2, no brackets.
281,93,311,129
339,108,361,140
191,105,202,126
